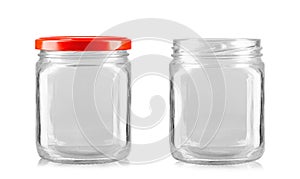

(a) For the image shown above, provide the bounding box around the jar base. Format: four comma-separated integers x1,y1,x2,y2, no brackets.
37,144,130,164
171,145,264,165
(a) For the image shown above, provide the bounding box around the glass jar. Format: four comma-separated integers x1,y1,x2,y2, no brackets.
170,38,264,164
35,36,131,163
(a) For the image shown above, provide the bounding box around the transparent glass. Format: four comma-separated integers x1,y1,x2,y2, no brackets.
170,38,264,164
36,50,131,164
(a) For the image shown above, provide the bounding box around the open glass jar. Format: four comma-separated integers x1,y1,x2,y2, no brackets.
35,36,131,164
170,38,264,164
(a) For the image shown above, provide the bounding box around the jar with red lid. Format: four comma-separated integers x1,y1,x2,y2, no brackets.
35,36,131,163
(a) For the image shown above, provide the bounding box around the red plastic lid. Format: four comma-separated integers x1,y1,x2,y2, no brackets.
35,36,131,51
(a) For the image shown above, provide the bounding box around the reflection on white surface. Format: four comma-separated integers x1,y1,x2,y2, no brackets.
175,161,263,170
37,159,129,167
38,158,262,170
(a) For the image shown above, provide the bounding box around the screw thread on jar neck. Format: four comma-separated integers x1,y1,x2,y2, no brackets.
39,50,129,58
172,38,262,59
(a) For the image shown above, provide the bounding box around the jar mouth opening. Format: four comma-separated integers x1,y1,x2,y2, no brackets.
174,38,260,43
173,38,262,58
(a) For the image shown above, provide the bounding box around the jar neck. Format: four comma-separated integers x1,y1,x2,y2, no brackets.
172,38,262,62
40,50,129,58
38,50,129,64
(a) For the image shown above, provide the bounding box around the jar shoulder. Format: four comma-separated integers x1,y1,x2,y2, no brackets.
36,58,131,77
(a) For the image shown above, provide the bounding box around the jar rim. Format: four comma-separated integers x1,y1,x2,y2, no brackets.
174,38,260,43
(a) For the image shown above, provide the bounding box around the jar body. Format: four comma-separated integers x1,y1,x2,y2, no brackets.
170,39,264,164
36,51,131,163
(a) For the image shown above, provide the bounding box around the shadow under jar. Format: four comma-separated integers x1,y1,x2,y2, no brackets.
170,38,264,164
35,36,131,164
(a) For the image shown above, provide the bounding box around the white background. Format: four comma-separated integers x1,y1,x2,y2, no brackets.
0,0,299,178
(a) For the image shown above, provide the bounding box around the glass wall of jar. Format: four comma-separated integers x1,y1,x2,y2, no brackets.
170,38,264,164
35,36,131,164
